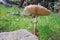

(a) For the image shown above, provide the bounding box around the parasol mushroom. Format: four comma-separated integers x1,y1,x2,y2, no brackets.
22,5,51,35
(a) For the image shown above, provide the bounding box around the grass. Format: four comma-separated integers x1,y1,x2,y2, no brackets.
0,4,60,40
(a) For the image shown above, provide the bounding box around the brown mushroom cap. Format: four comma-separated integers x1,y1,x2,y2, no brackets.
25,5,51,16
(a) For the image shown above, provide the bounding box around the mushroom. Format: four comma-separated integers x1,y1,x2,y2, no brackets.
22,5,51,35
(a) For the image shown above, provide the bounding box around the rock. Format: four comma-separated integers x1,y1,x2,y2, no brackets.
0,29,38,40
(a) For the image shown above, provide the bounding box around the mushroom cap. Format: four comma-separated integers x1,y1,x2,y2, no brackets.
25,5,51,16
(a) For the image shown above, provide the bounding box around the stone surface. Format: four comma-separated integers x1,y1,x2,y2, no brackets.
0,29,38,40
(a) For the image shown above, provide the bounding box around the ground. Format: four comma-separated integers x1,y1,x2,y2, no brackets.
0,4,60,40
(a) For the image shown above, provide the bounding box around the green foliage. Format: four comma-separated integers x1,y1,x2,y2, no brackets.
0,4,60,40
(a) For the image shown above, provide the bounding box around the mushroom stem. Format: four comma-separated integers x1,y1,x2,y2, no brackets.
34,16,38,35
